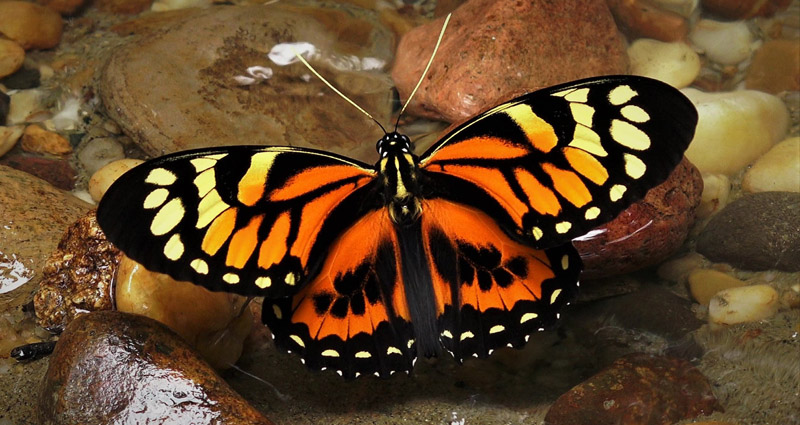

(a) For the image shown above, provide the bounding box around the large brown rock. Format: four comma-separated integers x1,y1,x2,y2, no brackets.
39,311,274,425
392,0,628,123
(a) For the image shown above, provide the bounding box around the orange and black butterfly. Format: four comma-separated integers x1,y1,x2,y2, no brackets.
97,75,697,379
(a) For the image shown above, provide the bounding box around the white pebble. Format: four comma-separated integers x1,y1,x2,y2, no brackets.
6,89,46,125
651,0,698,18
628,39,700,88
697,173,730,218
682,88,789,175
88,158,144,202
709,284,779,325
742,137,800,193
0,125,24,158
78,137,126,176
689,19,756,65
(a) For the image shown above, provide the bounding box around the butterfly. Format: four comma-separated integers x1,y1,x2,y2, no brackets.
97,75,697,379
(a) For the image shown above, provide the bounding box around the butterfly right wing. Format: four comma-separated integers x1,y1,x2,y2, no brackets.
97,146,378,297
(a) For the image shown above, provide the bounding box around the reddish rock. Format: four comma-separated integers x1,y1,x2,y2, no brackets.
702,0,792,19
0,154,76,190
576,157,703,279
392,0,628,123
606,0,689,42
39,311,274,425
544,353,721,425
20,124,72,155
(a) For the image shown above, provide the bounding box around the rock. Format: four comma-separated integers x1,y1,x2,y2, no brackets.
682,88,789,175
689,19,755,65
742,137,800,193
606,0,689,42
77,136,125,175
99,4,394,162
115,256,253,370
0,1,63,50
6,88,47,125
0,155,76,190
687,268,747,305
33,212,118,333
697,173,730,218
702,0,792,19
708,284,779,325
88,158,143,202
20,124,72,155
628,39,700,89
576,158,703,279
0,66,41,90
95,0,156,14
0,39,25,79
38,0,87,15
657,252,708,283
696,192,800,272
392,0,627,122
545,353,720,425
38,311,274,425
746,39,800,94
0,125,24,157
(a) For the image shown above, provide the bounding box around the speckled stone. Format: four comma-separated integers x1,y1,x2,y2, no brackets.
697,192,800,272
38,311,275,425
392,0,627,122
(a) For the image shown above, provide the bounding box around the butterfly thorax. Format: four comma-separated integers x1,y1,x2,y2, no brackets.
376,132,423,226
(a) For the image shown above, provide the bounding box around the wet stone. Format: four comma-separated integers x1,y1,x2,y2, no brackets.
99,3,395,163
0,91,9,125
392,0,627,122
0,154,76,190
39,311,275,425
696,192,800,272
0,66,41,90
544,353,721,425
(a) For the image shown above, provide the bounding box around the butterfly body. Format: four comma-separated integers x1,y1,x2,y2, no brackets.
97,75,697,379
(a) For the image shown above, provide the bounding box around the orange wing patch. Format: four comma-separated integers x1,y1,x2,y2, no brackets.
262,209,416,379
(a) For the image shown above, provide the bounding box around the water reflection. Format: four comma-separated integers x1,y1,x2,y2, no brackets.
0,251,33,294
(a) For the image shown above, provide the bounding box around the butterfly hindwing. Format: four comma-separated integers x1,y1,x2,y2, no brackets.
262,209,417,379
421,199,581,360
97,146,377,296
420,75,698,248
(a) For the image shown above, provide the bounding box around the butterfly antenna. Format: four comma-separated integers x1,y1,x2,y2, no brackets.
394,13,452,132
290,45,387,134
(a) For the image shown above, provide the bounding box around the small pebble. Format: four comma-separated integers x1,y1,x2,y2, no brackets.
0,39,25,79
657,252,707,283
689,19,755,65
746,39,800,94
628,38,700,88
77,136,125,175
20,124,71,155
709,284,779,325
697,173,730,218
606,0,689,41
6,89,46,125
0,125,24,157
0,1,64,50
88,158,143,202
742,137,800,193
682,88,789,175
688,268,747,305
0,66,41,90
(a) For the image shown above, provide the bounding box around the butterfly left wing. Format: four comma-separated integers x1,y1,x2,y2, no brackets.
419,75,697,248
420,199,581,360
263,208,417,379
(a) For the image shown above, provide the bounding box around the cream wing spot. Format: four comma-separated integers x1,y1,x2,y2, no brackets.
520,312,538,323
550,288,563,304
489,325,505,334
143,188,169,209
150,197,185,236
624,154,647,179
460,331,474,341
290,334,305,348
621,105,650,122
193,168,216,198
610,184,627,202
190,258,209,275
531,227,544,240
561,255,569,270
145,168,177,186
555,221,572,234
196,189,229,229
442,330,453,339
190,157,217,173
569,126,607,157
322,349,340,358
387,346,402,355
609,85,638,105
564,87,590,103
223,273,240,284
285,272,296,286
255,276,272,289
272,304,282,320
570,103,595,127
163,234,184,261
610,119,651,150
355,351,372,359
585,206,601,220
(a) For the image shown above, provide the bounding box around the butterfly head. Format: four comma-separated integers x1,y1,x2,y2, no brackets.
375,132,422,225
376,132,412,158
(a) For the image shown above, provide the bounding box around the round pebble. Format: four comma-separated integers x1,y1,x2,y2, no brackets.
651,0,699,17
77,136,125,175
0,1,64,50
708,284,779,325
606,0,689,41
682,88,789,175
628,38,700,88
88,158,143,202
0,125,24,158
0,39,25,79
688,269,747,306
697,173,730,218
6,89,46,125
656,252,707,283
742,136,800,193
689,19,755,65
746,39,800,94
20,124,71,155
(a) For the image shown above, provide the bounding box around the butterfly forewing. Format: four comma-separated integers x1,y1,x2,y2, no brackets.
420,75,697,248
97,146,377,296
